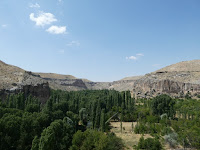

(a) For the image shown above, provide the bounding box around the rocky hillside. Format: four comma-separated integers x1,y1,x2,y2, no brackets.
130,60,200,98
0,60,25,90
101,60,200,98
0,61,111,100
36,73,77,80
1,59,200,99
0,61,50,102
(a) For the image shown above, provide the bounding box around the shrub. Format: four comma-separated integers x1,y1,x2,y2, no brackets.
134,122,147,134
135,136,162,150
164,132,178,148
70,130,124,150
161,126,173,136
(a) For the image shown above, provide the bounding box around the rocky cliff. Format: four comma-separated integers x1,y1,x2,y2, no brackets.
129,60,200,98
0,61,50,102
1,59,200,99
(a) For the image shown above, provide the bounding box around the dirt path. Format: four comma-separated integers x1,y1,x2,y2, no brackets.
110,122,152,150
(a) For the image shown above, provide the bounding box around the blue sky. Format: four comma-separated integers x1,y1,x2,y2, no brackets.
0,0,200,82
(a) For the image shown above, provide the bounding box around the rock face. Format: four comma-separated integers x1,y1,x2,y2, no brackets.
130,60,200,98
0,83,50,104
0,60,25,90
22,83,50,104
0,61,50,102
132,78,200,99
32,59,200,99
87,60,200,98
1,59,200,99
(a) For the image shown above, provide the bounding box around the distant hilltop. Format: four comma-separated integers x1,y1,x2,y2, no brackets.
1,59,200,99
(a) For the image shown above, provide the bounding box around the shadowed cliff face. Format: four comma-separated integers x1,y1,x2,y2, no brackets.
22,83,50,104
0,83,50,104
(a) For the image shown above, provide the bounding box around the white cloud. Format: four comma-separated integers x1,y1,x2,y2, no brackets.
126,53,144,60
67,41,80,46
46,25,66,34
29,12,57,26
29,3,40,8
58,0,62,2
126,56,137,60
136,53,144,56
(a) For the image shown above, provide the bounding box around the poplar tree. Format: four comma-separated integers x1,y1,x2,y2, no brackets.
100,109,105,132
95,100,101,129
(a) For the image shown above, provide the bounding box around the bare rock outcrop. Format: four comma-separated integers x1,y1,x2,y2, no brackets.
130,60,200,98
1,59,200,100
0,61,50,102
101,60,200,98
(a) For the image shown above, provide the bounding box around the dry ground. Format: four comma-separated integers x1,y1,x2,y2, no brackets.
110,122,152,150
110,122,188,150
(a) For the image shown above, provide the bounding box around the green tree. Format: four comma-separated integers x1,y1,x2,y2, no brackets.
136,137,162,150
95,101,101,129
79,108,87,125
151,94,175,118
0,114,22,150
31,136,39,150
100,109,105,132
70,130,124,150
38,118,74,150
47,97,53,112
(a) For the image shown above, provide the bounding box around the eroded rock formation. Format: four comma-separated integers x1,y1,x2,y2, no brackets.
1,59,200,100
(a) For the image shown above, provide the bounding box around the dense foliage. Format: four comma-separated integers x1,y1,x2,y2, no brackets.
135,136,162,150
70,130,123,150
0,90,200,150
133,95,200,149
151,94,175,119
0,90,130,150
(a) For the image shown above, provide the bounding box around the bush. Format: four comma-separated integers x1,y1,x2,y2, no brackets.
161,126,173,136
164,132,178,148
134,122,161,135
135,136,162,150
146,115,159,124
134,122,148,134
70,130,124,150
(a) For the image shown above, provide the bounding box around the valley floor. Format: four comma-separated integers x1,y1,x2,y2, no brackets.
110,122,193,150
110,122,152,150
